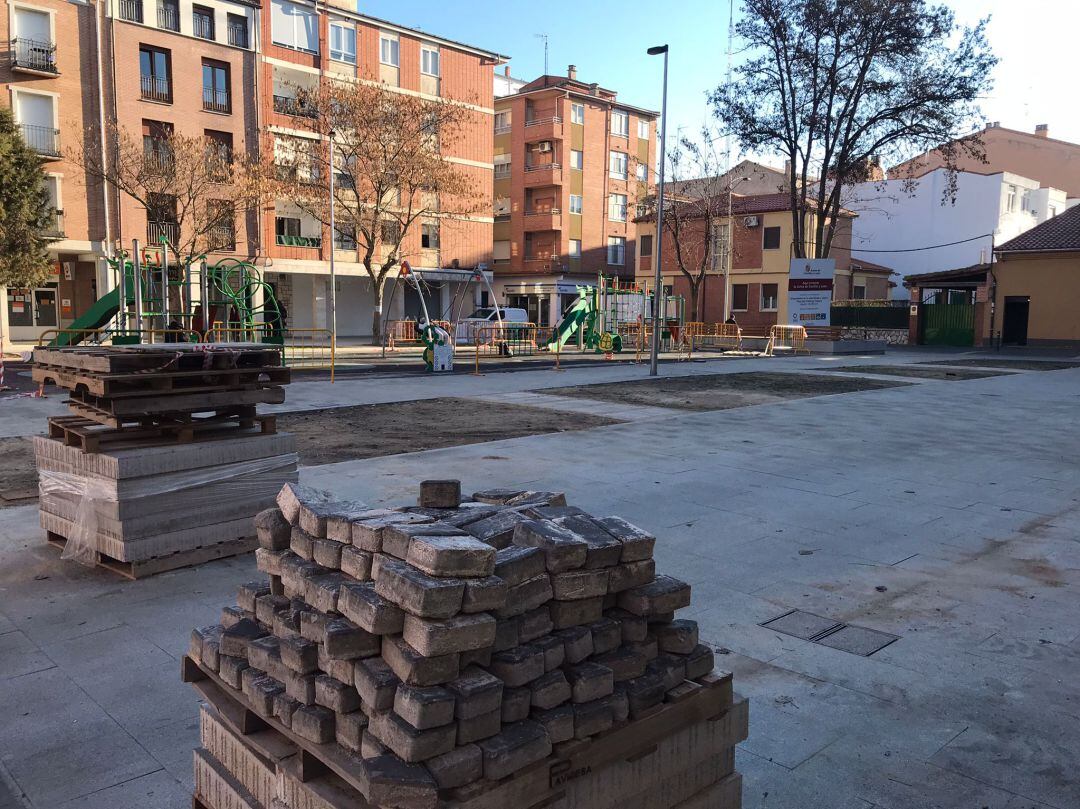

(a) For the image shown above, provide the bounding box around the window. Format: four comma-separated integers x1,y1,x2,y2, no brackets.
380,34,399,66
852,284,866,300
202,60,230,113
638,119,649,139
494,111,511,133
761,283,778,311
636,162,647,182
570,149,583,170
157,0,179,31
1006,184,1017,212
421,46,440,76
569,239,581,258
762,226,781,250
609,193,627,222
334,224,357,250
204,130,233,181
119,0,143,23
147,192,178,244
493,240,511,262
139,46,171,103
640,234,653,257
710,222,729,269
1021,189,1032,212
493,196,510,217
270,0,318,53
421,222,440,249
611,110,628,137
381,219,401,243
607,236,626,265
142,119,173,171
192,5,215,40
569,194,582,214
731,284,748,311
207,200,235,251
609,151,628,180
571,102,584,124
494,153,511,178
330,22,356,63
275,216,300,239
227,14,248,48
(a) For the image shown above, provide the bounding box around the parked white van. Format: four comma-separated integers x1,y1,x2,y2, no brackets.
455,307,529,344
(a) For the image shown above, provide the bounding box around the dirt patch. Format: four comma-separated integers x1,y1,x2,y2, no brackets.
278,397,620,466
0,437,38,506
922,359,1080,371
829,365,1010,381
547,372,905,412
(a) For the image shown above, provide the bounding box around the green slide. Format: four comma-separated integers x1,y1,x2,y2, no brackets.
547,293,594,350
48,287,120,347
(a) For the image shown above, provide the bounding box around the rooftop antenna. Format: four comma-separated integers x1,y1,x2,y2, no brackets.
724,0,734,174
535,33,549,75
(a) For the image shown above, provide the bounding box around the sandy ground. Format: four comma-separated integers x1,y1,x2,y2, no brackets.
829,364,1010,380
922,358,1080,371
0,437,36,506
548,371,905,412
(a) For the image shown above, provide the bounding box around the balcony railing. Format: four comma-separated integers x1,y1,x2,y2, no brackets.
119,0,143,22
148,220,180,246
203,88,230,113
494,165,511,179
525,208,561,216
525,116,562,126
20,123,60,157
140,74,171,103
524,254,560,263
275,234,321,248
157,4,179,31
207,225,235,251
43,210,64,238
272,95,317,118
227,21,248,48
193,15,214,40
10,38,57,74
524,163,561,172
494,125,511,135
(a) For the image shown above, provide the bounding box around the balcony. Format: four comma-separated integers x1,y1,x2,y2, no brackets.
275,234,321,248
523,254,563,272
10,38,58,75
193,15,214,41
157,4,179,31
119,0,143,22
523,162,561,187
20,123,60,158
147,220,180,246
208,225,235,251
43,210,64,239
523,209,561,231
228,22,249,49
272,95,317,118
203,88,230,114
141,75,171,103
524,116,563,140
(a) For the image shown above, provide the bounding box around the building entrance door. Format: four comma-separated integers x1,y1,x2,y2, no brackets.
1001,296,1029,346
920,302,974,346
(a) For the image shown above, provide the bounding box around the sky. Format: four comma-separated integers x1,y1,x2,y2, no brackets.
358,0,1080,167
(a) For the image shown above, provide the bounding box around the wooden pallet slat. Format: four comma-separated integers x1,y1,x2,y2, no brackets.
46,532,257,579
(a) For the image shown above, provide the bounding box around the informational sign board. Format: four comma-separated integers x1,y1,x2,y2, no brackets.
787,259,835,327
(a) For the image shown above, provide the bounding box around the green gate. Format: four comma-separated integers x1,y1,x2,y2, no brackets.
920,302,974,346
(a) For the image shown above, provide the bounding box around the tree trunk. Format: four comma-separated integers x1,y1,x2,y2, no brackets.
688,280,700,325
370,278,383,346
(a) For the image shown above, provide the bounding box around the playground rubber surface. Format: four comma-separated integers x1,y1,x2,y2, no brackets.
828,365,1011,381
277,397,621,466
548,371,907,412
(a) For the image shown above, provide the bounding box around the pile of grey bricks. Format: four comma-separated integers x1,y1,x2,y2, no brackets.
188,479,728,808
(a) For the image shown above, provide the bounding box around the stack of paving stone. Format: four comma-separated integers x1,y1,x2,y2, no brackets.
185,480,746,809
32,344,297,577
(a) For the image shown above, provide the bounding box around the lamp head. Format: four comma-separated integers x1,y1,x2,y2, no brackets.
647,45,669,56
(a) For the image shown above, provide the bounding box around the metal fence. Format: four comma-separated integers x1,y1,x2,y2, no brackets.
472,323,550,373
831,304,909,329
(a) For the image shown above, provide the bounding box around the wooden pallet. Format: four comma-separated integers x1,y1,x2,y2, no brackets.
64,385,285,422
33,344,283,374
33,363,290,397
47,412,277,451
46,531,257,579
182,654,746,809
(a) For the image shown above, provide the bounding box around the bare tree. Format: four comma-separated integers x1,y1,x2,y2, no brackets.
259,80,482,343
70,122,256,265
710,0,996,258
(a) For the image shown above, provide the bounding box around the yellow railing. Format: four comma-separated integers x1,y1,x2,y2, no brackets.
386,319,453,350
683,322,743,358
765,324,810,356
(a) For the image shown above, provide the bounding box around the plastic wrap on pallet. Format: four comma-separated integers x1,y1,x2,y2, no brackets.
38,453,299,566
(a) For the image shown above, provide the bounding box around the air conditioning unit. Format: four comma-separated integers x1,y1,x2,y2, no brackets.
743,215,760,228
537,142,552,153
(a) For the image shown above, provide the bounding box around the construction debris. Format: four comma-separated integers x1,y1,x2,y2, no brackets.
184,480,747,808
33,344,297,577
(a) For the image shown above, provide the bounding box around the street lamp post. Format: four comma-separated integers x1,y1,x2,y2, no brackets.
723,175,749,322
328,130,337,344
647,44,669,377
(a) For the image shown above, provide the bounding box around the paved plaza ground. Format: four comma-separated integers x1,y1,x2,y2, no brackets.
1,348,1078,808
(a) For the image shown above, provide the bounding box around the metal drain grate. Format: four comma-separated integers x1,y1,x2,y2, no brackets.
760,609,899,657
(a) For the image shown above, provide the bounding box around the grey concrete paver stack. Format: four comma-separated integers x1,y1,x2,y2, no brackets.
185,479,749,809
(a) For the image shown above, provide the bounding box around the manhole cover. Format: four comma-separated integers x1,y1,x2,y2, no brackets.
760,610,842,640
815,624,899,656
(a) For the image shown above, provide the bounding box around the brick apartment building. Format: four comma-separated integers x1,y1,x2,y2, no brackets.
0,0,502,342
492,65,657,328
634,193,890,328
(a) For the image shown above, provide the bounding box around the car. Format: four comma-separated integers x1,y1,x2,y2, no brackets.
455,307,530,344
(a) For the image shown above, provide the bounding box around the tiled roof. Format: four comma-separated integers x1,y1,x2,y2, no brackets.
996,205,1080,253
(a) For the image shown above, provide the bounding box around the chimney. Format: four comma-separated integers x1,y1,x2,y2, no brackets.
567,64,577,80
1035,123,1049,138
589,83,599,96
504,66,511,77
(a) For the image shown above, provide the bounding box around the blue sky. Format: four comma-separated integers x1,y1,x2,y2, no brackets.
358,0,1080,165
